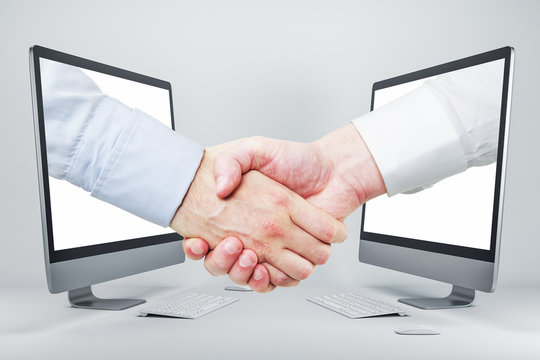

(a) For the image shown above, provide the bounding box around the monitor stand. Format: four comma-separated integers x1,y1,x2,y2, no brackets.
68,286,146,310
398,285,475,310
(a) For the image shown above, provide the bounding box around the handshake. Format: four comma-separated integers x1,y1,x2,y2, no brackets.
169,123,387,292
41,54,496,292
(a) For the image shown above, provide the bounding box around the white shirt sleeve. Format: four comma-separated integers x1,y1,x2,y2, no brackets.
41,59,204,227
352,60,504,196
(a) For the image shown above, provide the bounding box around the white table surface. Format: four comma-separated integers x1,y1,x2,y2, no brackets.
1,280,539,360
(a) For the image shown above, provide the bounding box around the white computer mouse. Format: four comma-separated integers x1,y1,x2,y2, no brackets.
395,325,440,335
224,285,253,292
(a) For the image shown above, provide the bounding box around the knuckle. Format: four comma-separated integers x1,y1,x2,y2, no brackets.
248,136,264,156
324,224,338,243
249,135,265,143
272,192,291,210
296,264,315,280
247,238,269,263
314,245,331,265
273,274,293,287
320,222,344,244
261,219,285,238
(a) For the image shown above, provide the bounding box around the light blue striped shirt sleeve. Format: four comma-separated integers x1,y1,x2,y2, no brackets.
41,59,204,227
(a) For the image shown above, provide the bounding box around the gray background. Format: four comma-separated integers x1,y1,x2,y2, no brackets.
1,0,539,292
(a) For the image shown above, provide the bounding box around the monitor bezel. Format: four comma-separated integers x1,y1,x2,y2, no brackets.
30,45,183,264
360,46,513,263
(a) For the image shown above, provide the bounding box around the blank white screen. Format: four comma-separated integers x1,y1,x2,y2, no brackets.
363,61,504,250
41,59,173,251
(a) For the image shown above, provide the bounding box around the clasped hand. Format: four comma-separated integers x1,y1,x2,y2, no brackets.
170,124,386,292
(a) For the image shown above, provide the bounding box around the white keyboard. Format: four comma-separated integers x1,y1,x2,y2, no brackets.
307,292,407,318
140,292,238,319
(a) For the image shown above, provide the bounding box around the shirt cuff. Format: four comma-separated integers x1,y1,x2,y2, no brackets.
352,85,467,196
88,107,204,227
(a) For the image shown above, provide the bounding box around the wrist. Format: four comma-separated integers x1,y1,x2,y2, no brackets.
169,149,223,248
314,123,386,207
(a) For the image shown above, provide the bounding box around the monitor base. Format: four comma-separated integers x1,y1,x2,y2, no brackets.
398,285,475,310
68,286,146,310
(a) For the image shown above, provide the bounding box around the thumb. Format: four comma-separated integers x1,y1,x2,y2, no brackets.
214,154,243,198
214,138,263,198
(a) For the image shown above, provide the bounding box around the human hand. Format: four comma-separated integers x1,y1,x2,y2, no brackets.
214,123,386,219
170,146,348,291
183,236,298,292
184,124,387,289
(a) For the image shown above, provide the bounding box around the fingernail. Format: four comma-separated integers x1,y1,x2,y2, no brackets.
224,239,240,255
253,268,264,281
191,242,204,255
238,254,254,268
216,176,227,192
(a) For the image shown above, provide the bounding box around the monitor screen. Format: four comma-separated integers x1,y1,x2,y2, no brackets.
32,48,182,263
361,56,507,261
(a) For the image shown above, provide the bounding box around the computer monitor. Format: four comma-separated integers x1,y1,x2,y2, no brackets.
359,47,514,309
29,45,185,310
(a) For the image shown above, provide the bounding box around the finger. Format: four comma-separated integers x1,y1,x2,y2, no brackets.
214,137,268,198
214,153,243,198
203,236,243,276
182,237,210,260
248,264,275,293
282,228,332,266
265,248,316,281
263,262,300,288
227,249,258,285
289,193,348,244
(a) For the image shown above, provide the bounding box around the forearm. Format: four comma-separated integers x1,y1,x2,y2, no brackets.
352,61,502,196
42,58,204,227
